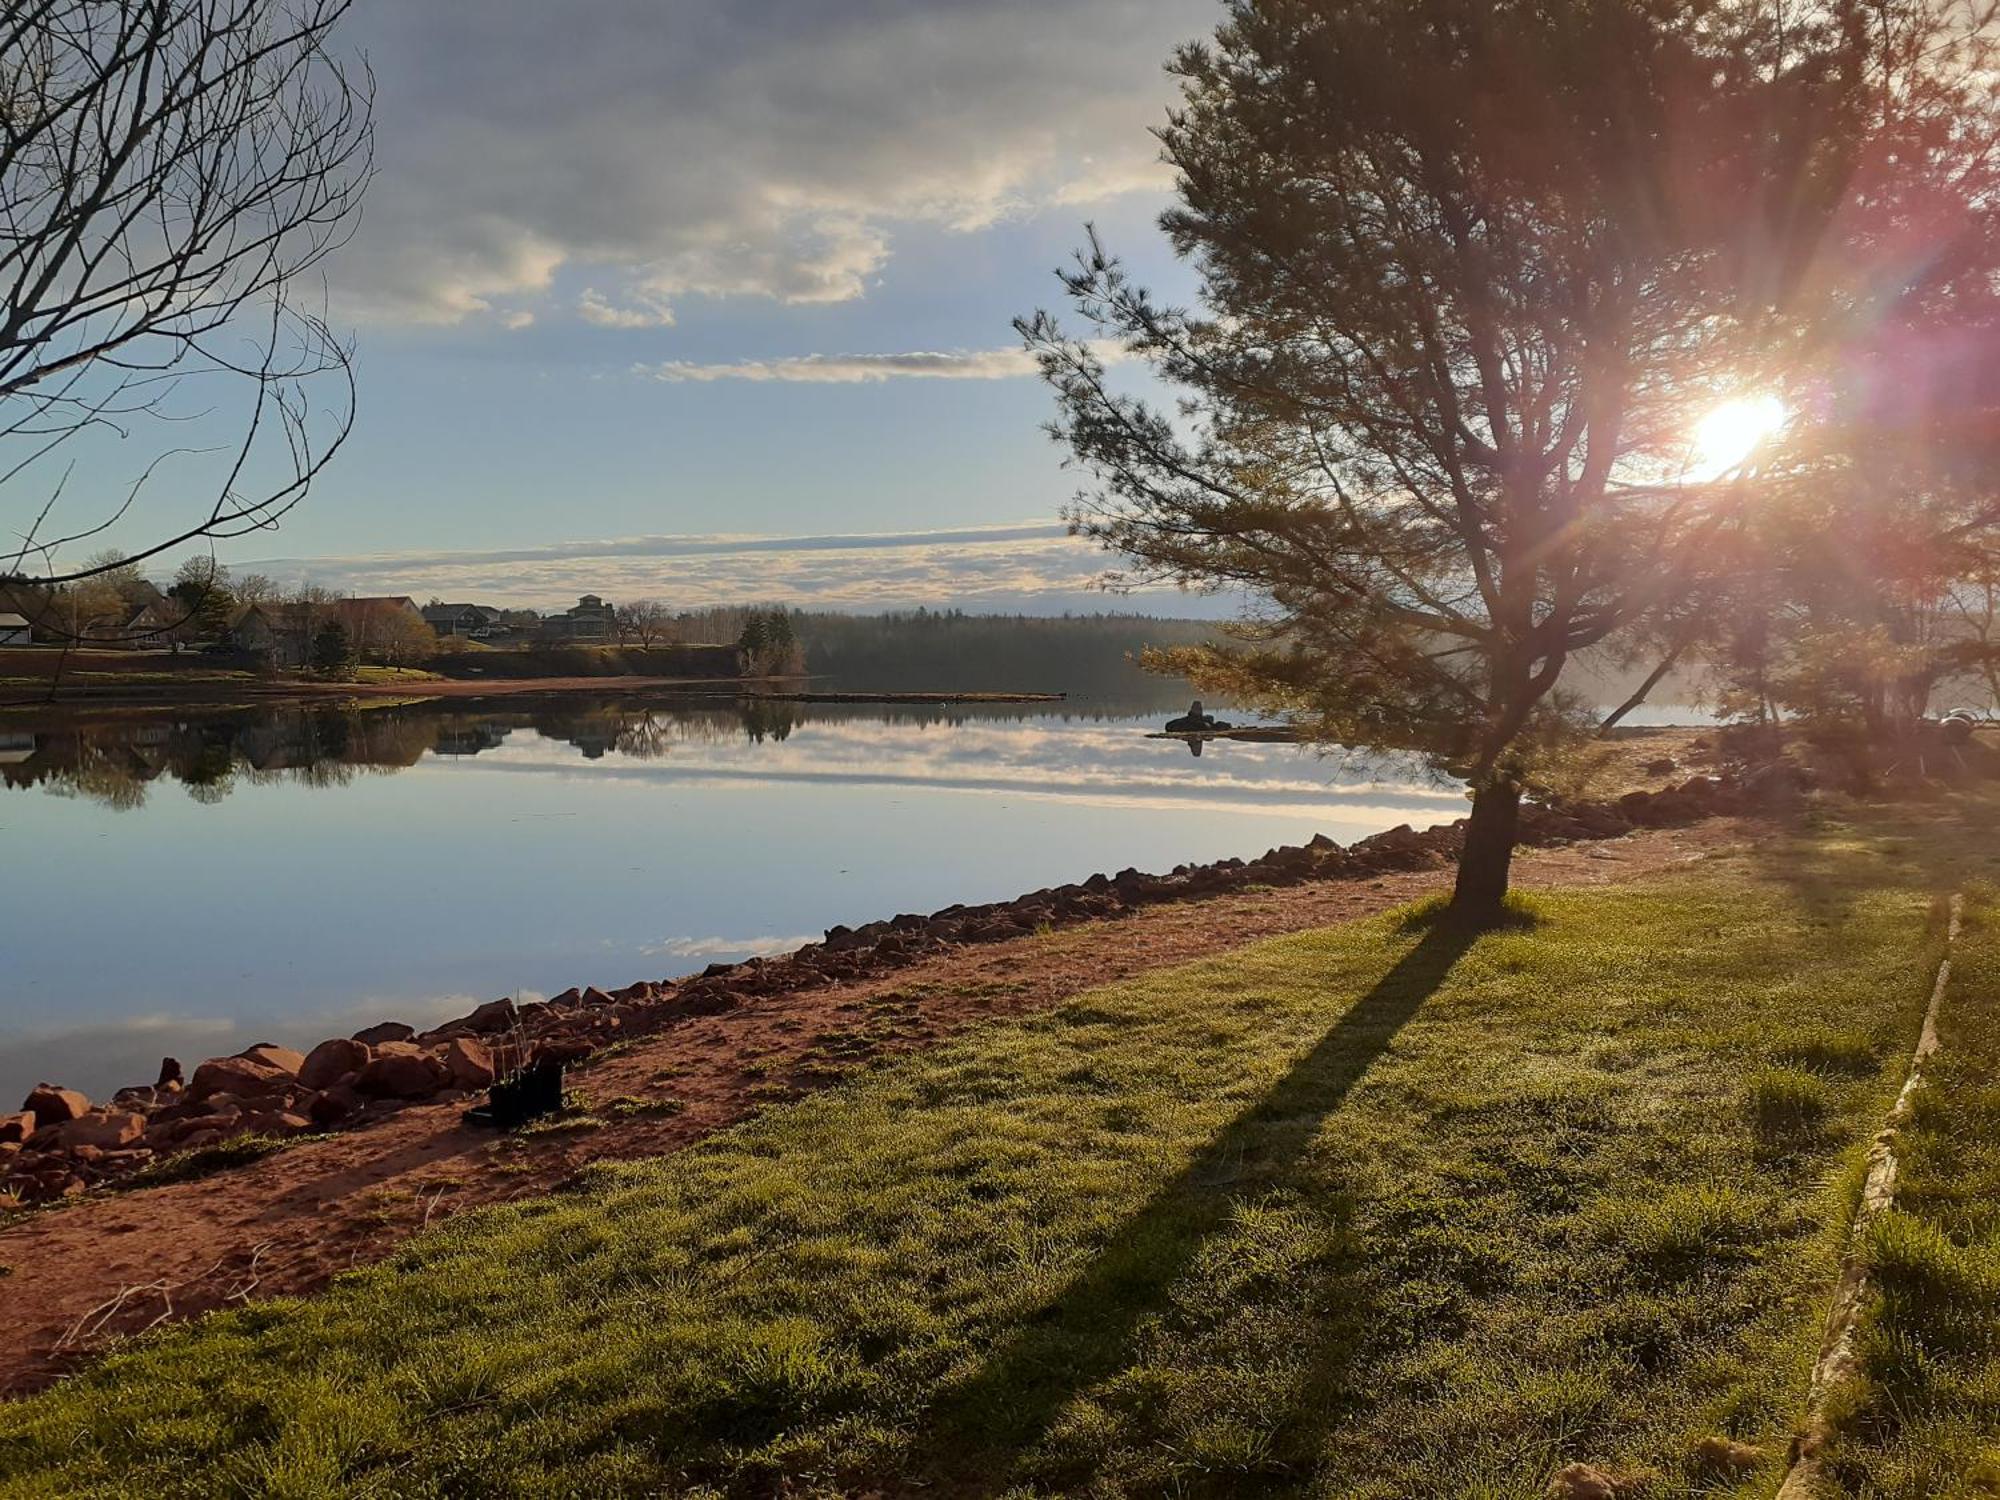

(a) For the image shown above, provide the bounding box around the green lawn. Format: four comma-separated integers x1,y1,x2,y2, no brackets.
1822,886,2000,1497
0,815,1980,1498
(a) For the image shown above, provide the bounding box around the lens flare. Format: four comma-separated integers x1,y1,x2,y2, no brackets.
1692,395,1786,477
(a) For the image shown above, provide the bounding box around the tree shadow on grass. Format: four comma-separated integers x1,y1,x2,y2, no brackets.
924,921,1478,1486
1742,792,1994,926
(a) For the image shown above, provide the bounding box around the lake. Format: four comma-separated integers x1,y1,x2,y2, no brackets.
0,693,1467,1102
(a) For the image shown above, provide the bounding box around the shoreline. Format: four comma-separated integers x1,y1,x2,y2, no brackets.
0,676,1067,720
0,773,1762,1396
2,758,1772,1207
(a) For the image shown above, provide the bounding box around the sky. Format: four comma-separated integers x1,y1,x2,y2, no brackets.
41,0,1233,613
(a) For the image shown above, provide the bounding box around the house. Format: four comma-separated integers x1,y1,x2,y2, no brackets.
542,594,617,642
231,597,427,666
0,613,30,647
421,602,503,638
118,601,178,647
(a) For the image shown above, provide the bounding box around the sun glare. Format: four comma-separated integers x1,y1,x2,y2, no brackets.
1691,395,1786,477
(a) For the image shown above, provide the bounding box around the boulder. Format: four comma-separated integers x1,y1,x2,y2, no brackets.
21,1084,89,1124
188,1054,291,1102
299,1037,372,1090
240,1043,307,1077
352,1020,416,1046
1643,756,1678,775
443,1037,497,1089
55,1111,146,1151
354,1042,446,1100
307,1083,362,1126
241,1109,313,1137
464,998,519,1035
0,1112,33,1144
582,985,615,1005
155,1057,184,1089
533,1037,594,1067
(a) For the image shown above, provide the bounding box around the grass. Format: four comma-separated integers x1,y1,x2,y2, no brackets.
0,821,1951,1499
116,1133,329,1192
1821,890,2000,1496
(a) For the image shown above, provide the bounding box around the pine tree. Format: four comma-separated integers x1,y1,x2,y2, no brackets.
311,620,356,678
1021,0,1876,916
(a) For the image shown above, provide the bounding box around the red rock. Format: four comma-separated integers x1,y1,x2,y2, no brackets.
240,1043,307,1077
242,1110,313,1137
189,1054,291,1102
534,1037,594,1066
308,1082,362,1125
464,998,519,1034
54,1111,145,1151
299,1037,372,1090
443,1037,496,1089
177,1128,223,1152
355,1043,446,1099
21,1084,89,1123
352,1020,416,1046
581,985,615,1006
0,1112,33,1144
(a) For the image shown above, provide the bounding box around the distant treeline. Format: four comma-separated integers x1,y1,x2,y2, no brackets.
764,609,1224,699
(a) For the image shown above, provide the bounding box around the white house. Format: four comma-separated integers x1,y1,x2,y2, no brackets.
0,612,31,647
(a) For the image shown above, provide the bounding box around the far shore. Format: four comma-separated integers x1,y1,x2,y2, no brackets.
0,671,1067,717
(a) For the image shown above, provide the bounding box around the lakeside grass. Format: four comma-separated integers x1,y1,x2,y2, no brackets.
0,813,1978,1496
1822,889,2000,1496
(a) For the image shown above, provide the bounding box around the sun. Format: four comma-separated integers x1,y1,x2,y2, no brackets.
1691,395,1787,477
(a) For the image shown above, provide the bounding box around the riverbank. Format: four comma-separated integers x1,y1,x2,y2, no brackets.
4,789,1993,1493
0,810,1744,1399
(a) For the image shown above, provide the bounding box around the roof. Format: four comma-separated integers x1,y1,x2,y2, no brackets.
0,612,28,629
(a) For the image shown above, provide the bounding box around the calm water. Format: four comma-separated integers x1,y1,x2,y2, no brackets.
0,695,1465,1102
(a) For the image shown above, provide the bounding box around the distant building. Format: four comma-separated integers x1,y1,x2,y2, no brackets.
542,594,617,642
421,602,503,638
0,613,30,647
231,596,426,666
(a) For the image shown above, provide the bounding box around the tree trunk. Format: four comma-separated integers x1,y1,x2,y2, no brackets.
1451,778,1522,918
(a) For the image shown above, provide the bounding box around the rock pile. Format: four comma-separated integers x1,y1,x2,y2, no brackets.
3,765,1792,1207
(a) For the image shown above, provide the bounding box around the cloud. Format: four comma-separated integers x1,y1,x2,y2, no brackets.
578,288,678,329
633,340,1125,384
237,520,1233,613
331,0,1216,325
642,934,819,961
639,348,1037,384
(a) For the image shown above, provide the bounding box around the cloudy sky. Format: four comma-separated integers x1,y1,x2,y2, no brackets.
219,0,1221,610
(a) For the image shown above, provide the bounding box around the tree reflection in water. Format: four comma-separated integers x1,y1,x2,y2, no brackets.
0,694,1184,809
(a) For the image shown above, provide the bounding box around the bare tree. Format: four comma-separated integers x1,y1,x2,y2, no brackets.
1,0,373,596
617,597,674,648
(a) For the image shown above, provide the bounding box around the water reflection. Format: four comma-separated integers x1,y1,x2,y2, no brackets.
0,697,1247,808
0,695,1460,1102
